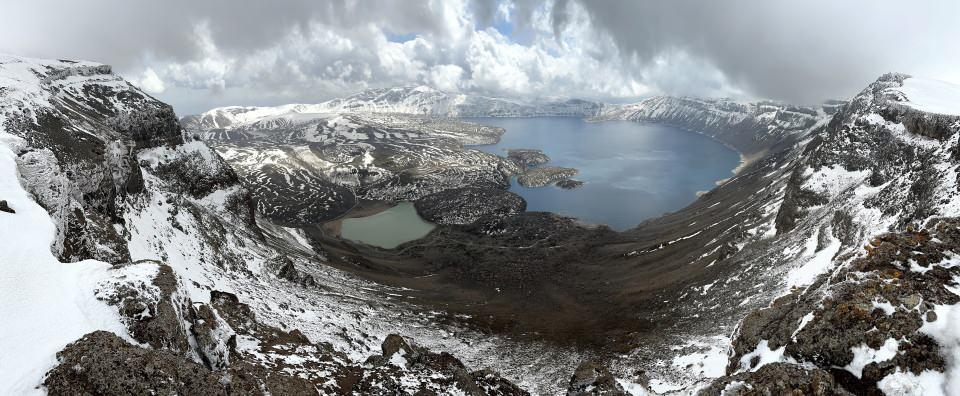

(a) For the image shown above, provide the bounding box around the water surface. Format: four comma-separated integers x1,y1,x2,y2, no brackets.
340,202,435,248
467,117,740,230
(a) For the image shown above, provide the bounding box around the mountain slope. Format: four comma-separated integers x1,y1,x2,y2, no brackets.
698,74,960,394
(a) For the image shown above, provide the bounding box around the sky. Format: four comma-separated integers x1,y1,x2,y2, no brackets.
0,0,958,115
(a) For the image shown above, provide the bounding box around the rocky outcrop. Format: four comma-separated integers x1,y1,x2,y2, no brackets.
48,266,528,395
699,363,853,396
507,149,551,170
0,56,183,263
415,186,526,225
44,331,235,395
95,262,191,352
555,179,584,190
517,166,578,188
566,361,628,396
706,219,960,393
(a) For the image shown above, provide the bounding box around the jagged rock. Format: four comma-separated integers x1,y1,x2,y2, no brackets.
271,256,317,287
1,57,183,263
0,199,13,213
186,302,232,370
43,331,234,395
566,361,628,396
96,262,191,352
717,219,960,393
151,148,241,198
364,333,528,395
700,363,854,396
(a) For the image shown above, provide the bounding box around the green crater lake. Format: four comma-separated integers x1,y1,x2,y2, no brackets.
339,202,435,249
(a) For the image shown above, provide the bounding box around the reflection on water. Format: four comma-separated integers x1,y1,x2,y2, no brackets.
340,202,435,248
467,117,741,230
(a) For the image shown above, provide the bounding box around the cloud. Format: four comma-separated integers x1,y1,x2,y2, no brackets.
136,68,166,94
572,0,960,104
428,64,465,92
0,0,957,114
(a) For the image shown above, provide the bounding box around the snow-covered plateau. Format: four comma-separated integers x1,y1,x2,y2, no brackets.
3,52,960,396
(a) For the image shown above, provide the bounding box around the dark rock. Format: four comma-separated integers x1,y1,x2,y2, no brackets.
98,263,191,352
567,361,628,396
699,363,854,396
415,187,526,225
718,219,960,392
272,256,317,287
517,166,578,188
0,200,13,213
507,148,550,170
43,331,231,396
555,179,584,189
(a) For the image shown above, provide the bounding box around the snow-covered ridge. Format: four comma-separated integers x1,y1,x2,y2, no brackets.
596,95,831,155
888,76,960,116
182,85,603,131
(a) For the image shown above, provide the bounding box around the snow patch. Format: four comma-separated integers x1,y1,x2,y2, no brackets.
786,230,842,289
918,302,960,395
878,369,947,396
737,340,793,372
844,338,899,379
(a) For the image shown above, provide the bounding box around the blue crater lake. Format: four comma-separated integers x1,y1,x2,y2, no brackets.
466,117,741,231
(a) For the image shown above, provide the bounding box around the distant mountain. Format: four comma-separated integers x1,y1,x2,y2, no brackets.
181,85,604,131
597,96,839,155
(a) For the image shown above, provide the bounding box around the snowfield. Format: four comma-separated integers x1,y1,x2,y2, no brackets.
891,77,960,116
0,133,129,395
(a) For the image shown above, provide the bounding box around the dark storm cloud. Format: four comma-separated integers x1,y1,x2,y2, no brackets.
0,0,451,67
1,0,956,113
572,0,960,103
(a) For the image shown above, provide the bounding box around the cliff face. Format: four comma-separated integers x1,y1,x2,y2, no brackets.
0,56,183,263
